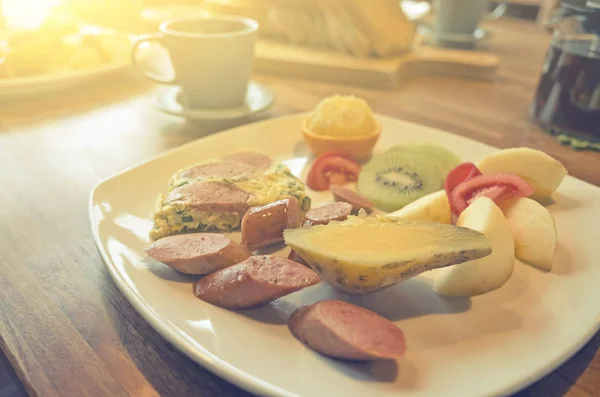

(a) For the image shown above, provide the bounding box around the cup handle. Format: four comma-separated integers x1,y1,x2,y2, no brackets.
131,33,176,84
485,0,508,21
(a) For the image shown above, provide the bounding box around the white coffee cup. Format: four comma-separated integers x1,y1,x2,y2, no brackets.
132,16,259,110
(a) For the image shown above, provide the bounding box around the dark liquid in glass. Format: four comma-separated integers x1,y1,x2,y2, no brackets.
531,40,600,142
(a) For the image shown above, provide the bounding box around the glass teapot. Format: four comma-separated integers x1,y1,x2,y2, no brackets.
531,0,600,147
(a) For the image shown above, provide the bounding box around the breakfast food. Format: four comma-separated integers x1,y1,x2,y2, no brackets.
145,233,251,275
0,19,130,79
304,202,352,226
169,160,261,188
448,174,534,215
357,150,443,212
307,95,378,137
220,149,273,169
241,198,304,252
150,152,310,240
302,96,381,160
204,0,414,57
306,152,361,191
284,215,492,294
388,190,451,224
387,143,461,177
444,161,535,217
476,147,568,197
289,300,406,360
193,255,320,309
135,88,576,387
330,185,374,213
434,197,515,296
499,198,557,271
444,162,482,196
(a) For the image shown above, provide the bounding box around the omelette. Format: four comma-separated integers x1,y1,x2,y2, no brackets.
150,150,311,240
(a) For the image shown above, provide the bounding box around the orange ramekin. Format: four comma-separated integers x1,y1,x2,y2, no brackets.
301,119,381,161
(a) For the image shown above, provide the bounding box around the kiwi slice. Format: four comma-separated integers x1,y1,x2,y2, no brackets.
357,151,444,212
386,143,461,177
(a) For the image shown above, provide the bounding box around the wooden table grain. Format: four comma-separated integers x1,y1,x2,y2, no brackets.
0,18,599,397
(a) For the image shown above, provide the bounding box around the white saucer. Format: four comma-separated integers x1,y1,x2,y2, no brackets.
154,82,275,121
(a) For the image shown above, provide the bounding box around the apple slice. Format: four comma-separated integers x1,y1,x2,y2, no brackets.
499,197,557,271
434,197,515,297
477,147,567,197
387,190,450,224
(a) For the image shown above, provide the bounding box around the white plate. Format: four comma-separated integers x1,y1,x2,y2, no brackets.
0,27,134,98
90,114,600,397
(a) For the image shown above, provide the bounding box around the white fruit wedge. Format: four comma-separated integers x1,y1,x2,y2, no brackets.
387,190,451,224
477,147,567,197
434,197,515,297
499,197,557,271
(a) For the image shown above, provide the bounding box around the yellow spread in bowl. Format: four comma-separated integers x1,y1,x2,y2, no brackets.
306,95,378,138
302,95,381,160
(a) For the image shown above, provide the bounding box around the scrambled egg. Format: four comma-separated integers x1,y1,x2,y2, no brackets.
150,163,311,240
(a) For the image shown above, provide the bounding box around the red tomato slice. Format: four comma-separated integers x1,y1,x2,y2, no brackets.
444,162,482,196
449,174,534,215
306,152,361,191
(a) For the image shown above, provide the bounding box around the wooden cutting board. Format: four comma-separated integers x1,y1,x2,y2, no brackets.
254,37,500,89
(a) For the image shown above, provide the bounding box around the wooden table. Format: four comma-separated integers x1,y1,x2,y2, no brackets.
1,17,599,397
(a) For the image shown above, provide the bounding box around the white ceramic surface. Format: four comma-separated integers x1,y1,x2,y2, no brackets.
90,114,600,397
0,28,134,98
154,82,275,121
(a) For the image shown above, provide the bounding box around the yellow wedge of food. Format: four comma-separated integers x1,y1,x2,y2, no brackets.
283,215,491,294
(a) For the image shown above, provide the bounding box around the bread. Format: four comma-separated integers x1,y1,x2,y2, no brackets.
203,0,414,57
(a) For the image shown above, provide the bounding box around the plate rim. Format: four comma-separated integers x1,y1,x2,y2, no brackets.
89,113,600,397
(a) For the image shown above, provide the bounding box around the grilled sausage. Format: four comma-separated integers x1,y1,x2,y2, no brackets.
304,202,352,226
166,181,250,214
145,233,251,275
177,161,258,180
241,197,303,251
289,300,406,361
330,185,374,213
193,255,320,309
220,150,273,171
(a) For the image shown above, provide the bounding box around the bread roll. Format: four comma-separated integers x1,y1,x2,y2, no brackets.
203,0,414,57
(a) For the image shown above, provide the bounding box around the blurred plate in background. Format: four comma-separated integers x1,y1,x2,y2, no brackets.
0,26,135,98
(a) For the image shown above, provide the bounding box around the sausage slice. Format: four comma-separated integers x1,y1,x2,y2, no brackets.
330,185,374,213
178,161,257,180
241,197,303,251
289,300,406,361
193,255,320,309
304,202,352,226
165,181,250,214
145,233,251,275
220,150,273,170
